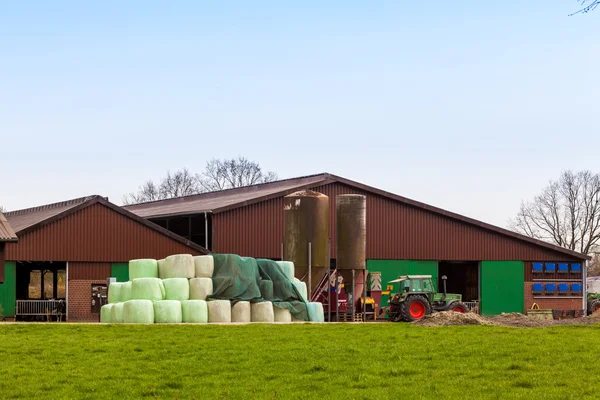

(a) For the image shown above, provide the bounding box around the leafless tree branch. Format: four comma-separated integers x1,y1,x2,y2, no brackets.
570,0,600,15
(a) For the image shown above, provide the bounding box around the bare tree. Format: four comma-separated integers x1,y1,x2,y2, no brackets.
510,170,600,257
198,157,278,192
571,0,599,15
0,205,6,213
122,168,202,205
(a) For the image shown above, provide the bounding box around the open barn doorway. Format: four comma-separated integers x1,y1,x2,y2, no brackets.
438,261,479,303
15,262,67,321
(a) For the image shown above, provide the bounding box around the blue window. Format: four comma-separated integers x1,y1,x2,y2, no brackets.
558,284,569,293
532,283,543,294
533,263,544,273
571,284,582,293
545,263,556,273
545,283,556,294
558,263,569,273
571,264,581,273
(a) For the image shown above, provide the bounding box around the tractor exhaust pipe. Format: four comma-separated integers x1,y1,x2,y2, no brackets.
442,275,447,301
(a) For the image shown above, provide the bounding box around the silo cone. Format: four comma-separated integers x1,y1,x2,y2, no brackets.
283,190,329,299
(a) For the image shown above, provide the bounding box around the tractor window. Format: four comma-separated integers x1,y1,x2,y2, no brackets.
422,280,432,292
409,280,422,292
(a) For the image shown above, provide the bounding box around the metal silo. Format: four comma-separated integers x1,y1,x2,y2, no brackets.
336,194,366,321
283,190,329,298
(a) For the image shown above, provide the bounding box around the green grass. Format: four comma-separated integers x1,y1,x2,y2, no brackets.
1,323,599,399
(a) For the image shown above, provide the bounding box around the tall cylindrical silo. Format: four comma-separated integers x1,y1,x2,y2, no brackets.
336,194,366,314
283,190,329,298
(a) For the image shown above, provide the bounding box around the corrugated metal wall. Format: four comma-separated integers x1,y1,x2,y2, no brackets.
68,262,112,280
213,182,579,262
5,203,203,262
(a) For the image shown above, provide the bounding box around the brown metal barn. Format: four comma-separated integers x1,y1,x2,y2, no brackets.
125,173,589,316
0,196,208,321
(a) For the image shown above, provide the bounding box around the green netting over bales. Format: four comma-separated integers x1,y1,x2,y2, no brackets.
208,255,308,321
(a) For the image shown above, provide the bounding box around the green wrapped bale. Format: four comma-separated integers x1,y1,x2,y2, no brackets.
154,300,182,323
161,254,194,279
131,278,165,301
111,302,124,323
100,304,113,323
293,281,308,302
259,280,273,301
251,301,274,323
108,282,123,304
189,278,213,300
122,300,154,324
275,261,295,282
194,255,214,278
231,301,251,323
208,300,231,323
120,281,133,302
274,306,292,323
307,302,324,323
181,300,208,323
163,278,190,301
129,259,158,280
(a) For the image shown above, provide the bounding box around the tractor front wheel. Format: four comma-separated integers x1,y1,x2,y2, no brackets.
590,300,600,315
399,295,431,322
447,302,467,313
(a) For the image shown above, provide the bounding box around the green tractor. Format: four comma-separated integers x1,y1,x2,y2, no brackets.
385,275,468,322
588,292,600,315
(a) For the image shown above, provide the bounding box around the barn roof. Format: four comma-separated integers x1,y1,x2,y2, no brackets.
0,212,18,242
124,172,589,261
5,195,209,254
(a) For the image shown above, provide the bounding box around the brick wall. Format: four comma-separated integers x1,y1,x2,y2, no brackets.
68,279,105,322
524,282,584,311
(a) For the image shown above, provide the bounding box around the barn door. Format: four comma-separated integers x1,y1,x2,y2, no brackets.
480,261,524,316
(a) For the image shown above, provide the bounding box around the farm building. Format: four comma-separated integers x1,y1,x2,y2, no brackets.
0,196,208,321
125,173,589,316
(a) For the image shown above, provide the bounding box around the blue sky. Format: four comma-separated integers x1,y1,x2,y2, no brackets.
1,1,598,227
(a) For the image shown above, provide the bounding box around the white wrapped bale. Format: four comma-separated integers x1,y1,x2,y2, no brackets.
108,282,123,304
231,301,251,323
163,278,190,301
111,302,124,323
251,301,274,323
194,255,214,278
293,281,308,302
129,259,158,279
275,261,295,281
181,300,208,323
120,281,133,302
307,302,324,323
122,300,154,324
274,306,292,323
189,278,213,300
154,300,183,323
160,254,194,279
131,278,165,301
100,304,113,323
208,300,231,323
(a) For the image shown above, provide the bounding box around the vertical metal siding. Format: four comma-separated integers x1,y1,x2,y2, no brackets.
213,182,579,262
68,262,112,280
5,203,202,262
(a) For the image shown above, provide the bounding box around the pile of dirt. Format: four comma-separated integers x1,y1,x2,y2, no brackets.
589,309,600,319
413,311,493,326
488,312,552,327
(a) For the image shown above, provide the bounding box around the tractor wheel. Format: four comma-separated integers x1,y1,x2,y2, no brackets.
447,302,467,313
399,295,431,322
590,300,600,315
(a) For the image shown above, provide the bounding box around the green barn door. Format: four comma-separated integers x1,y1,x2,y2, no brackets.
480,261,524,316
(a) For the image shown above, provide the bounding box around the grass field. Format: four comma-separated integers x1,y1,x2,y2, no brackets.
1,323,599,399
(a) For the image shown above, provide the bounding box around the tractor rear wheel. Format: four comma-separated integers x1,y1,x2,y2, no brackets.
447,302,467,313
590,300,600,315
399,295,431,322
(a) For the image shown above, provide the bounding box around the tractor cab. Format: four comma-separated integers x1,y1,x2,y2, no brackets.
385,275,467,322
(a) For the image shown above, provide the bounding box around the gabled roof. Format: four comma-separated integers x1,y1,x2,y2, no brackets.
5,195,209,254
124,172,589,261
124,173,331,218
0,212,18,242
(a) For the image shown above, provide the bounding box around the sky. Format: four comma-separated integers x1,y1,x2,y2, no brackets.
1,1,598,227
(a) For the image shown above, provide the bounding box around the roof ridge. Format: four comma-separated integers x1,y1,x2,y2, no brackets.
5,195,103,216
124,173,330,207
